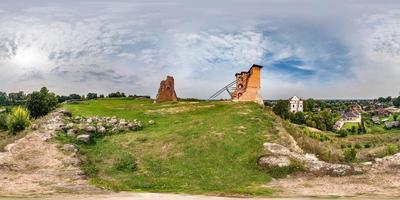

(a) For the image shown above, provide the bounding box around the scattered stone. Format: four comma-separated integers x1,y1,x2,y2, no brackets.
59,109,72,117
77,134,90,143
63,157,82,166
86,118,93,123
148,120,155,125
97,126,106,133
111,127,120,134
65,123,74,130
85,125,96,132
61,144,77,153
109,118,118,124
31,124,39,130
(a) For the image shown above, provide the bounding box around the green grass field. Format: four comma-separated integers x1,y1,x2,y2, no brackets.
62,98,276,195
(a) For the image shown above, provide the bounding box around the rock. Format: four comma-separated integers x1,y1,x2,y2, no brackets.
31,124,39,130
63,157,81,166
97,126,106,133
55,124,65,131
155,76,178,103
111,127,120,134
59,110,72,117
148,120,155,125
61,144,77,153
263,143,292,155
66,129,76,137
65,123,74,130
119,120,128,126
77,134,90,143
85,125,96,132
362,161,373,166
109,118,118,124
325,164,353,176
86,118,93,123
258,155,291,168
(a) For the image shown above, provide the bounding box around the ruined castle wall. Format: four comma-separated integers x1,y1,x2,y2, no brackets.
232,65,263,105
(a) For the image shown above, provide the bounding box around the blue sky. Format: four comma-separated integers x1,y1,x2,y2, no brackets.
0,0,400,99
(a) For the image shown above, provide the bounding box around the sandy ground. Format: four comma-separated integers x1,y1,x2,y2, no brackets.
0,192,394,200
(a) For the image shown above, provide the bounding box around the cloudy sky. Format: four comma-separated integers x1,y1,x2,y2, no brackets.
0,0,400,99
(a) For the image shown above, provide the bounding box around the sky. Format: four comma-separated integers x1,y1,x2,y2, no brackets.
0,0,400,99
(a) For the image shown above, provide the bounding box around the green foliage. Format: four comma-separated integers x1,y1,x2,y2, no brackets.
87,93,98,100
272,100,289,119
0,113,8,130
0,92,7,106
337,129,348,137
344,148,357,162
394,96,400,108
26,87,58,118
386,144,398,156
7,107,30,134
113,152,137,172
8,91,26,105
108,92,126,98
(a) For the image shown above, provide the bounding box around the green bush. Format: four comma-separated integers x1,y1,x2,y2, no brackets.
26,87,58,118
0,114,8,130
386,144,398,156
337,129,348,137
113,153,137,172
7,107,30,134
344,148,357,162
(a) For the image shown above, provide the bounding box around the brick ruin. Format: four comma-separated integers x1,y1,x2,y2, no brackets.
155,76,178,103
231,64,263,105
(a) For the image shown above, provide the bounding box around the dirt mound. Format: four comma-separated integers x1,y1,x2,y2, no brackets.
0,110,101,196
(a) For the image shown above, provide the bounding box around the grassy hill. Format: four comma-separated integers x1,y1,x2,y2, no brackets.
62,98,277,195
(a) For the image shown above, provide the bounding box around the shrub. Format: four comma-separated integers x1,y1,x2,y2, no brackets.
337,129,348,137
26,87,58,118
0,113,8,130
7,107,30,134
386,144,398,156
344,148,357,162
113,153,137,172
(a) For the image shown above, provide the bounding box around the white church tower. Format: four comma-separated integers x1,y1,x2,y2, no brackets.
289,96,303,113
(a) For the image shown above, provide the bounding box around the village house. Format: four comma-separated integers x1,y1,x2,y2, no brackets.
342,111,362,123
289,96,303,113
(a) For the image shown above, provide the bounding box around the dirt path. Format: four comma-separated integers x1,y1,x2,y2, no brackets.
0,192,384,200
0,110,101,196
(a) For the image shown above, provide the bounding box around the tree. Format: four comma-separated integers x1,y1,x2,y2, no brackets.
108,92,126,98
291,112,306,124
87,93,98,100
272,100,289,119
0,92,7,105
303,98,318,112
8,91,26,105
69,94,82,100
393,96,400,108
26,87,58,118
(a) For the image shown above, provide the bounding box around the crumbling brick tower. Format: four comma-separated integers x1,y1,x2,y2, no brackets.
232,64,263,105
155,76,178,103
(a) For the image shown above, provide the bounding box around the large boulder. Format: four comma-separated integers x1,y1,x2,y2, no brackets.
77,134,90,143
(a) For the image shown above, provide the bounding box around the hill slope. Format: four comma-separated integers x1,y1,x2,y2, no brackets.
62,99,277,195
